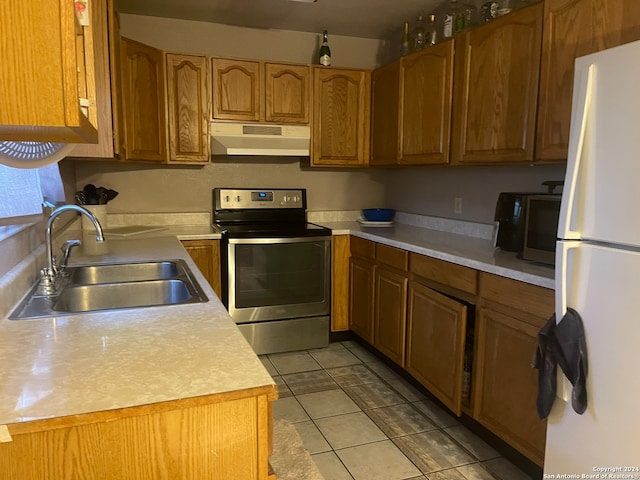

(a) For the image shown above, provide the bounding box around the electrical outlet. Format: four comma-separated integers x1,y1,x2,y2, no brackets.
454,197,463,214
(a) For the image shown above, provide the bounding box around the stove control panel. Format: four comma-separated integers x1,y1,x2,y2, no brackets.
215,188,306,210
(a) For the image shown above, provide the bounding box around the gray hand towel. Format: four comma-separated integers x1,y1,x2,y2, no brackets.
534,308,588,418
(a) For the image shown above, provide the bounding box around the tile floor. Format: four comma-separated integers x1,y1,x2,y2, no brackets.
261,341,539,480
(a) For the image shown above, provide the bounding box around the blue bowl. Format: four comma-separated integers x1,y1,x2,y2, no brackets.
362,208,396,222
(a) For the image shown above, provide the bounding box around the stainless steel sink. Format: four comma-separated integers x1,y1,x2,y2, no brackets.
67,261,181,284
9,259,208,319
53,279,196,313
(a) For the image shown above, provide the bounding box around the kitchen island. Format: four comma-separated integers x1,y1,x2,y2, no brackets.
0,234,276,480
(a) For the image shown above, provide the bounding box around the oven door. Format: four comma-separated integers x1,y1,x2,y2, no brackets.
226,236,331,323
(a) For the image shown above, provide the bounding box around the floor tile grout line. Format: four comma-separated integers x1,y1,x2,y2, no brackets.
300,350,444,479
271,343,531,480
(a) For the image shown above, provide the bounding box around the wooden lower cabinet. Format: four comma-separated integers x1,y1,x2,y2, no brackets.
0,388,276,480
347,237,551,466
473,306,547,465
349,255,375,343
474,272,553,466
181,239,221,298
331,235,350,332
406,280,468,415
373,265,408,367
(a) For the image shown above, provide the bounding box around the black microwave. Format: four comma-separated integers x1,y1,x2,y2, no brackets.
521,194,561,265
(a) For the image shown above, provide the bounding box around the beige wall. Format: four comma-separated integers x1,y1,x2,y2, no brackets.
72,159,387,214
119,14,387,69
385,164,567,224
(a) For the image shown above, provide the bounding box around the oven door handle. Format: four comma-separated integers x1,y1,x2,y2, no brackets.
228,236,331,245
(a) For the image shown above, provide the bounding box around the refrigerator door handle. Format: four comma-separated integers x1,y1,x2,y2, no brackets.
555,240,581,402
556,240,580,321
558,63,596,240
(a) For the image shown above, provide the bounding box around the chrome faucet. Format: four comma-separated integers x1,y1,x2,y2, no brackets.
40,205,105,295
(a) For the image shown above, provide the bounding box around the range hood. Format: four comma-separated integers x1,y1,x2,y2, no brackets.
211,123,310,156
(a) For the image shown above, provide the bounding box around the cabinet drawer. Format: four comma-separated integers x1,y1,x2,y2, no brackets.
376,243,408,271
410,253,477,295
350,236,375,259
479,273,553,320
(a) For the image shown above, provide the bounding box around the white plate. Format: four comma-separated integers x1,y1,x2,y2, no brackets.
357,219,394,227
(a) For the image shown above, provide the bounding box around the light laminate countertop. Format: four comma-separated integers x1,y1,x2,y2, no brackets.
0,235,273,427
104,216,553,288
321,220,554,289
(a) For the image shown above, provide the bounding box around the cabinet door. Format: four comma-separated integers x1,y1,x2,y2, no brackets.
536,0,640,161
121,38,167,162
473,307,546,466
0,0,98,144
166,54,210,163
182,239,221,298
399,39,454,165
349,256,375,343
370,61,400,166
406,281,467,415
451,3,543,164
312,68,371,166
265,63,310,124
70,0,117,158
373,266,408,367
211,58,261,122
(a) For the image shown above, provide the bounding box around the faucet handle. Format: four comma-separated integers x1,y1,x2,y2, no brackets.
57,239,81,274
38,267,57,295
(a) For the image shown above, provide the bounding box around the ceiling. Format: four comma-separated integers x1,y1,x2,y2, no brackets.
116,0,443,40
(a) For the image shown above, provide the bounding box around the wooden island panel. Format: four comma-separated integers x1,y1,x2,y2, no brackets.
1,387,276,480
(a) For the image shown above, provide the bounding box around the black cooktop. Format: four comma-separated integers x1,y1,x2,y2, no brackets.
212,187,331,239
217,221,331,239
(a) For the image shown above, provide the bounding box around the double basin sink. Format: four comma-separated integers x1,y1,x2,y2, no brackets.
10,260,208,320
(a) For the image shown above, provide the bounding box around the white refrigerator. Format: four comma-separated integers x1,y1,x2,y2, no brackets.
545,40,640,474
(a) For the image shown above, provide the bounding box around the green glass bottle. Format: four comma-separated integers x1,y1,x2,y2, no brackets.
319,30,331,66
400,22,411,56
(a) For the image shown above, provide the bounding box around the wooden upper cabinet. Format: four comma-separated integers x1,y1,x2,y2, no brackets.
121,38,168,162
211,59,310,124
536,0,640,161
0,0,97,144
211,58,261,122
71,0,120,158
120,39,210,164
370,61,400,166
265,63,311,124
451,3,543,164
166,54,210,163
400,39,455,165
312,67,371,166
